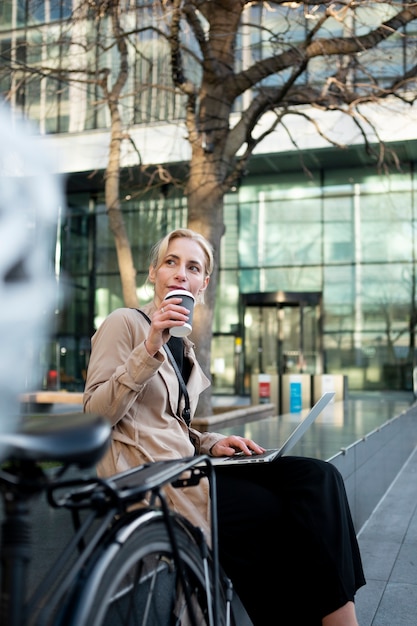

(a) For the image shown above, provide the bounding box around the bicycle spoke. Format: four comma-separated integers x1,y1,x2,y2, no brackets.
55,508,240,626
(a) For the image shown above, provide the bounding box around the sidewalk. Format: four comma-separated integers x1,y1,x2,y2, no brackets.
355,446,417,625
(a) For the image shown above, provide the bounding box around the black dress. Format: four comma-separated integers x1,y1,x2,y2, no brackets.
215,457,366,625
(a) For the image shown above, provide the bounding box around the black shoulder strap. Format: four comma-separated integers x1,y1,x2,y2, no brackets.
135,309,191,425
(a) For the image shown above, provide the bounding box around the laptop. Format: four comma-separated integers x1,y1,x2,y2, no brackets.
208,391,335,466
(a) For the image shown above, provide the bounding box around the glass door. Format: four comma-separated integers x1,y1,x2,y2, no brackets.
242,292,322,388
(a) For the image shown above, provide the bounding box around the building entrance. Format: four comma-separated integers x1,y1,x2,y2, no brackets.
241,292,323,392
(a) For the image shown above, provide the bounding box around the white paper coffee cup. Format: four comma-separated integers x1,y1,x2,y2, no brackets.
164,289,195,337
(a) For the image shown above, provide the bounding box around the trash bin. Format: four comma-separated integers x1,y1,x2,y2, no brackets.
312,374,347,403
251,373,278,410
280,374,311,413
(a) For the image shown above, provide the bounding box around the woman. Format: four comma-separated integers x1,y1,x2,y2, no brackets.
84,228,365,625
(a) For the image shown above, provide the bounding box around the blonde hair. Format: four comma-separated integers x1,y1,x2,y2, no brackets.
149,228,214,276
148,228,214,303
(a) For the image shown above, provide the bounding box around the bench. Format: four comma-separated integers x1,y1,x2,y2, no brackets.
20,391,84,413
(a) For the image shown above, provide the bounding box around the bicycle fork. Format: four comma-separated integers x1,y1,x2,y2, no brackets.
157,490,223,626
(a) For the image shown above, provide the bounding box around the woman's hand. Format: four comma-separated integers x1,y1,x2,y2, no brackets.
145,298,186,356
210,436,266,458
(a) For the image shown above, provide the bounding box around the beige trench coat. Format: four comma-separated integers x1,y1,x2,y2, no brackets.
83,304,224,543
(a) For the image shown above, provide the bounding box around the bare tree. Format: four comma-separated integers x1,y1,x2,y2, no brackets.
158,0,417,413
3,1,417,414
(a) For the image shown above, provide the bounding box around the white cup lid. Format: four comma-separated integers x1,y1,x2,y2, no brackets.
164,289,195,301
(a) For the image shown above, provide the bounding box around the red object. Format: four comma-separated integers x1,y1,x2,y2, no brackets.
47,369,58,389
259,381,270,398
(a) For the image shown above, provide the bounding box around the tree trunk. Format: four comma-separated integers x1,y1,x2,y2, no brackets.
104,5,138,309
187,151,226,416
105,105,138,308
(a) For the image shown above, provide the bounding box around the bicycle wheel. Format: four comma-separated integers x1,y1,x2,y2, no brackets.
62,509,230,626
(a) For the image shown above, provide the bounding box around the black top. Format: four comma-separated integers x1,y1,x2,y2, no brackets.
167,336,192,384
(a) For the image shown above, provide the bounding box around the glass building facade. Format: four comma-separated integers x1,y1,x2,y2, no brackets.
57,158,417,396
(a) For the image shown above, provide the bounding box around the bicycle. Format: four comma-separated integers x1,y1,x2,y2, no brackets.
0,411,253,626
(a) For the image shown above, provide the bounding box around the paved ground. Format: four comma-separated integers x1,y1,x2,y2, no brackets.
355,446,417,626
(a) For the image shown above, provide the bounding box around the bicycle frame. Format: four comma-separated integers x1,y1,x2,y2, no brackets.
1,455,221,626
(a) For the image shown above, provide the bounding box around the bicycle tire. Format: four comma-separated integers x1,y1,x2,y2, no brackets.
61,509,230,626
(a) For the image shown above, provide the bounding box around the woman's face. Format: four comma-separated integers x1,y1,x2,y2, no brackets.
149,237,210,306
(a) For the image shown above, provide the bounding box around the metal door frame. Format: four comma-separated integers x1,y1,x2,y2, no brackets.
240,291,323,385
